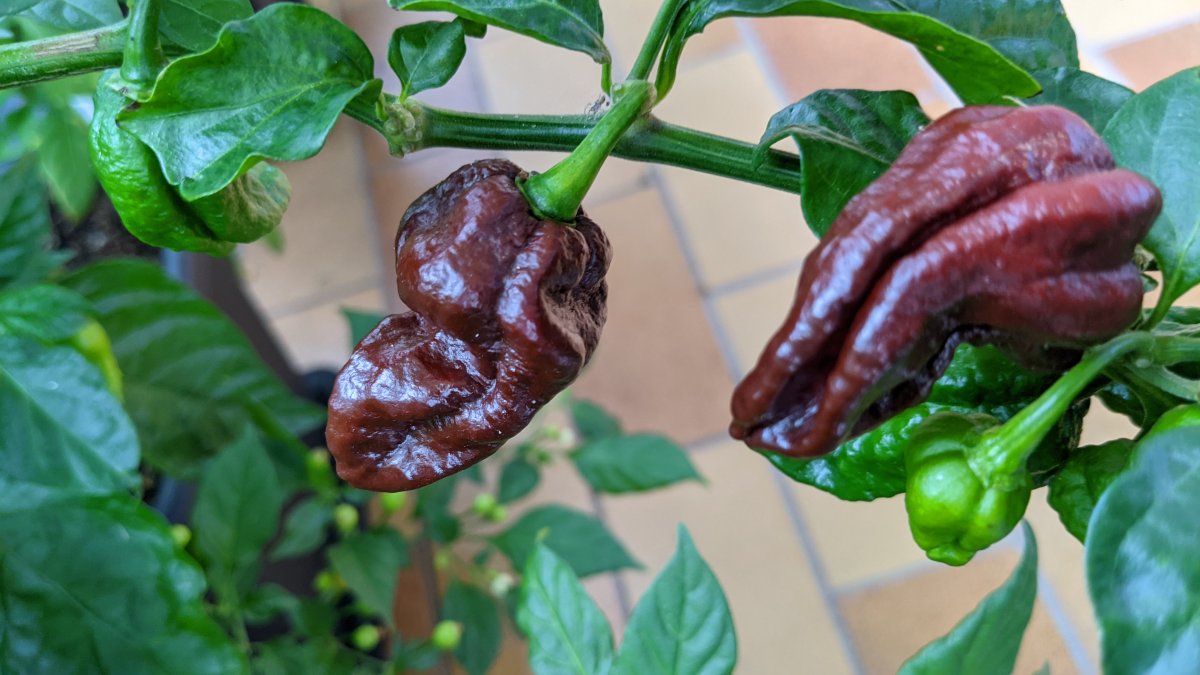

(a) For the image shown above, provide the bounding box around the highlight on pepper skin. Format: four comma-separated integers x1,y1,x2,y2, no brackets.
730,104,1162,459
325,159,611,491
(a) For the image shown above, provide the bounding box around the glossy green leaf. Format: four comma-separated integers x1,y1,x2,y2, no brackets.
570,398,622,441
341,307,386,349
518,544,615,675
0,336,138,503
493,505,638,578
0,158,56,290
192,427,285,602
0,283,90,342
0,494,246,674
414,472,461,542
1025,68,1132,131
899,522,1038,674
659,0,1040,105
161,0,252,53
62,259,324,478
572,433,702,493
390,0,609,64
1047,439,1133,542
498,455,541,503
4,0,121,31
443,581,502,675
389,20,467,99
760,89,928,236
1103,68,1200,313
1087,427,1200,673
271,497,333,561
328,529,410,628
243,583,301,624
612,526,736,675
120,4,381,199
900,0,1077,74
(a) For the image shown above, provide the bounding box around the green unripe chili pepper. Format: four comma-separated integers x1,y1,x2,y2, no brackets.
65,318,123,400
905,412,1032,566
89,70,291,253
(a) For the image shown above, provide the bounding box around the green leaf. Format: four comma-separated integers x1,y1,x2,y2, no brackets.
0,494,246,673
572,433,702,494
389,20,467,99
340,307,386,349
612,526,736,675
62,259,324,478
1103,67,1200,313
900,0,1077,74
1025,68,1133,131
1046,439,1134,542
498,456,541,503
0,283,91,342
328,529,410,628
271,497,333,561
192,426,285,602
659,1,1040,105
119,4,381,199
0,158,56,290
160,0,253,53
899,521,1038,674
443,581,502,675
5,0,121,31
570,398,622,442
243,583,301,624
759,89,928,236
0,336,138,503
492,505,638,578
390,0,609,64
414,472,461,542
517,544,615,675
1087,427,1200,673
28,78,96,222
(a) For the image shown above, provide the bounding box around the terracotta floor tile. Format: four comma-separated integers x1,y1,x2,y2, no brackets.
603,443,858,675
239,120,382,318
791,488,934,590
1062,0,1200,47
748,17,934,104
267,287,386,373
570,189,734,443
840,547,1080,675
1079,403,1138,447
710,272,799,373
474,35,608,115
1105,20,1200,91
1026,492,1102,671
655,49,783,142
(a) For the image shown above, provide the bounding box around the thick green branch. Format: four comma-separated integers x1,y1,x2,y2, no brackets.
0,22,128,89
412,103,804,196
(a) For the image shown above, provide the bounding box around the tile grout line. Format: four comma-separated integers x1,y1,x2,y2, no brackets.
263,274,384,321
1037,572,1097,675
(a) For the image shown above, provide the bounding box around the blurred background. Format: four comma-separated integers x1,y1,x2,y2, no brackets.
237,2,1200,673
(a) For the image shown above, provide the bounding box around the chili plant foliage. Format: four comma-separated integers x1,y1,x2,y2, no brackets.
0,0,1198,673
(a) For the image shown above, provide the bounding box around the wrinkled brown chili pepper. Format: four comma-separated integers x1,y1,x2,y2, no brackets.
327,159,611,491
732,105,1161,458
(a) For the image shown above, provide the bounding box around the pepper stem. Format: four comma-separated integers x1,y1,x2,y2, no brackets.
119,0,164,99
970,332,1155,482
519,80,653,223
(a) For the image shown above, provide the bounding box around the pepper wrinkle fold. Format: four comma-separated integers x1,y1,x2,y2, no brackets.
327,159,611,491
732,105,1162,458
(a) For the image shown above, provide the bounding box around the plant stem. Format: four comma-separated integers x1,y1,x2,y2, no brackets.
972,332,1155,481
120,0,164,98
0,21,127,89
520,81,653,221
414,103,804,195
628,0,688,82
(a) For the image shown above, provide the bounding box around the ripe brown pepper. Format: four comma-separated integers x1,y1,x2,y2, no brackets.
327,159,611,491
732,105,1161,458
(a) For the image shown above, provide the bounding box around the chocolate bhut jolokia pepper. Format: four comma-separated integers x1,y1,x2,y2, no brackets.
326,159,611,491
731,105,1162,458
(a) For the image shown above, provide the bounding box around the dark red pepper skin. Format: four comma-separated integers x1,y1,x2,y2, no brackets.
732,106,1161,458
326,159,610,491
